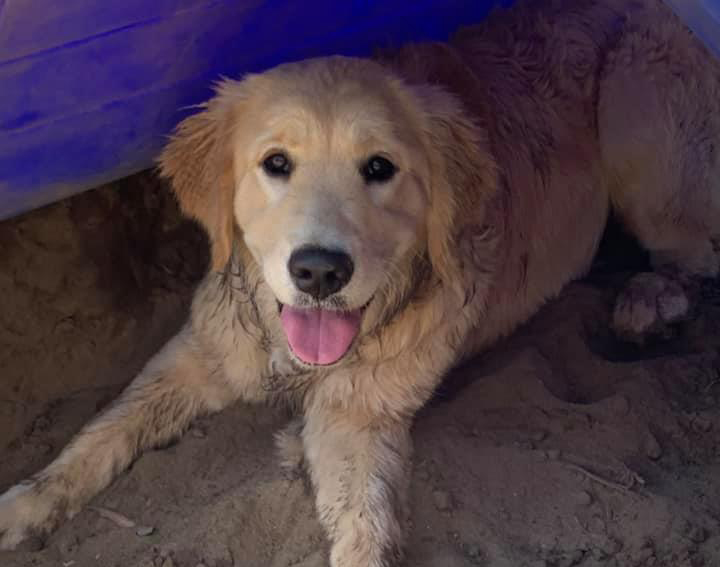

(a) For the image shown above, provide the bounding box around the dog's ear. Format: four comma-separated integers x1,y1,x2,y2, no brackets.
413,84,498,295
158,81,246,271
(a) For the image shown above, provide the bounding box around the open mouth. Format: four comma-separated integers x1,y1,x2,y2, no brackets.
278,301,368,366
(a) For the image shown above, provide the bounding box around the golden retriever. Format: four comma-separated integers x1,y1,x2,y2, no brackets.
2,0,719,565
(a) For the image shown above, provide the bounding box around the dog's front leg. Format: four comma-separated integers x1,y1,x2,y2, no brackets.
303,408,412,567
0,325,241,549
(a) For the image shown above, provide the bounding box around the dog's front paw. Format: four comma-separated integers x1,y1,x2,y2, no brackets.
329,531,403,567
0,480,66,550
612,272,690,343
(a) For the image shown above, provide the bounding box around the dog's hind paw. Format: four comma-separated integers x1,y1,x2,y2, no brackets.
612,272,690,344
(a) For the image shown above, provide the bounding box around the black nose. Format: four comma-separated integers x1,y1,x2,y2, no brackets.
288,247,354,300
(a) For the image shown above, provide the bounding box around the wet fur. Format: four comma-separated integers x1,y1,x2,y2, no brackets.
2,1,720,565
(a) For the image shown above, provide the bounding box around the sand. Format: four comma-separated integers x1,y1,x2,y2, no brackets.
1,173,719,567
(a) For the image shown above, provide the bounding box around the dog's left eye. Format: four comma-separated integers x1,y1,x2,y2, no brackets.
360,155,396,183
262,152,293,177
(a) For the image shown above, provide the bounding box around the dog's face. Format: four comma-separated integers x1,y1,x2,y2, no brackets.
232,62,431,366
160,56,495,368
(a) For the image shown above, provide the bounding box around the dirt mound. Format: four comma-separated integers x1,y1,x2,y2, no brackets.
1,174,719,567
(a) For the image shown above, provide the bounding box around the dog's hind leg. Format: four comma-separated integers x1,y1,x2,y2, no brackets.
0,326,238,550
598,11,720,341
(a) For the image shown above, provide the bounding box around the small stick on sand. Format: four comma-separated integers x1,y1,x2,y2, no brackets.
562,462,644,495
88,506,136,528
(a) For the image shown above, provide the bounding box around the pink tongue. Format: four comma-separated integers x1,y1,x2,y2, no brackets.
280,306,361,365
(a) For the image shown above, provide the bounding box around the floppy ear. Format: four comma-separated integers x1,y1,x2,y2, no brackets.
158,81,244,271
413,84,498,295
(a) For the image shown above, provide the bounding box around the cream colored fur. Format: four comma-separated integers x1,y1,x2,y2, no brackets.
2,1,719,565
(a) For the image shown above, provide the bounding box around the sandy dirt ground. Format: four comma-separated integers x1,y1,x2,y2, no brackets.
1,173,719,567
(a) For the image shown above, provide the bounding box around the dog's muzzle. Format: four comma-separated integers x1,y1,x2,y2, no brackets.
287,246,354,300
279,246,362,366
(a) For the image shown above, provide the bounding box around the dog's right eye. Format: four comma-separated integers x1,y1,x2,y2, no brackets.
262,153,293,177
360,155,396,184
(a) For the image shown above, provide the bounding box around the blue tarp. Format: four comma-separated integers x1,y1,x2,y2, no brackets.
0,0,511,219
665,0,720,58
0,0,718,220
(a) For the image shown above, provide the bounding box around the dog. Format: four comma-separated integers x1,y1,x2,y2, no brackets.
1,0,719,565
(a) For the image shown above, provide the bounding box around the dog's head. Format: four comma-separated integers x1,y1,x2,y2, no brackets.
159,56,495,368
